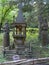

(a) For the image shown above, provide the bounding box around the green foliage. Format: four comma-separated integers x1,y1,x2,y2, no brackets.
0,0,18,26
0,53,6,62
26,29,38,42
0,0,49,28
22,4,33,12
0,33,3,45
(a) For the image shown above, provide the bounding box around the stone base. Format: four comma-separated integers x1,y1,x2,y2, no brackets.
3,50,17,61
3,48,25,61
3,46,32,61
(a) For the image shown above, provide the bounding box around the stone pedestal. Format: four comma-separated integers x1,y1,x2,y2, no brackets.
3,50,17,61
16,45,25,59
3,45,25,60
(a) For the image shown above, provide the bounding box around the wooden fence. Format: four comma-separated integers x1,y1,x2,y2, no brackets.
0,57,49,65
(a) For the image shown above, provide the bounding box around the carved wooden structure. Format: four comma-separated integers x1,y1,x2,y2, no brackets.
12,3,27,57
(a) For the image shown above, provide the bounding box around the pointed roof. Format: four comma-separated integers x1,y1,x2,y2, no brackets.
15,3,25,24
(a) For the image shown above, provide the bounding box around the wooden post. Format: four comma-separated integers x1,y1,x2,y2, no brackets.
3,22,10,47
39,16,49,46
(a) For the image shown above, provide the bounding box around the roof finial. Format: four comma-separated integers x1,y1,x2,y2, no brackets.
18,3,23,10
15,2,25,24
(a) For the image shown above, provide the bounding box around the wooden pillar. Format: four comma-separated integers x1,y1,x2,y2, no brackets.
39,16,49,46
3,22,10,47
41,19,48,46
